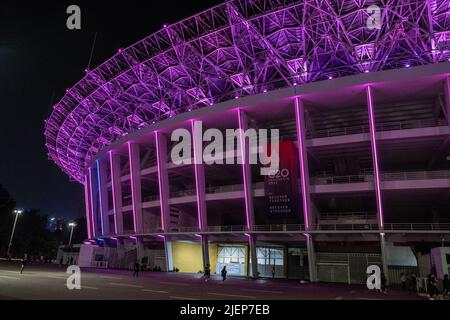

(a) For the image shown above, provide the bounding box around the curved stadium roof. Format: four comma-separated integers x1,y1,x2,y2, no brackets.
44,0,450,183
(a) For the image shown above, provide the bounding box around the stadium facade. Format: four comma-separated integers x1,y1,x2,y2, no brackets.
45,0,450,283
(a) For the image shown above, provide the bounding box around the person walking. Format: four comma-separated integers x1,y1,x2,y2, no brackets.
272,266,276,279
133,260,140,278
203,264,211,282
221,266,227,282
20,254,28,274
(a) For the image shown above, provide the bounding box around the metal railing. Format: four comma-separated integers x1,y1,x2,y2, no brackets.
170,189,196,198
384,223,450,231
311,125,370,139
319,212,377,222
134,223,450,235
311,174,374,185
376,119,447,132
381,170,450,181
207,225,248,232
207,184,244,194
308,119,447,139
253,224,305,232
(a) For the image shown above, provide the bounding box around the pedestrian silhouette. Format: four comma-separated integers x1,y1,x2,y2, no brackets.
133,260,140,278
203,264,211,282
221,266,227,282
20,254,28,274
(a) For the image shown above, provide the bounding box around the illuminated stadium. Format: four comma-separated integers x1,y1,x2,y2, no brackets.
45,0,450,283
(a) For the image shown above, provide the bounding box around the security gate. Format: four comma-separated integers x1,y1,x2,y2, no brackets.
316,253,382,284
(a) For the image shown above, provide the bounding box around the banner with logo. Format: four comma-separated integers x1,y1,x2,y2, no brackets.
264,140,299,217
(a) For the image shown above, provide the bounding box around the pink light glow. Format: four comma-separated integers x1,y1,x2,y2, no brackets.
84,176,93,239
367,86,385,229
191,120,204,230
128,142,139,233
155,131,166,231
88,167,96,237
294,98,311,230
109,152,119,235
237,109,252,229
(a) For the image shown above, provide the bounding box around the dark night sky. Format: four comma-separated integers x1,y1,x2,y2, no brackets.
0,0,222,219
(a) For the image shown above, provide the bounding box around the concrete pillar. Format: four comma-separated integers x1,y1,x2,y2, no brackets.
164,238,174,272
116,239,125,268
237,110,259,279
295,98,317,282
201,235,210,270
305,234,317,282
192,121,208,231
445,77,450,127
128,143,143,234
155,132,171,231
366,86,385,229
237,109,256,229
109,152,123,235
97,159,110,236
366,86,388,283
248,235,258,278
84,175,93,239
88,167,98,238
380,234,389,284
136,238,145,262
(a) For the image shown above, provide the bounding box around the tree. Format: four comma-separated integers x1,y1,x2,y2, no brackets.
0,184,16,255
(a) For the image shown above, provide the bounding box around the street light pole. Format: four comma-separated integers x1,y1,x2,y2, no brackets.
68,223,77,247
7,209,23,258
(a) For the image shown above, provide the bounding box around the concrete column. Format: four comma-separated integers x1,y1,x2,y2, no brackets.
164,238,174,272
366,86,388,283
237,109,256,228
128,143,143,234
237,110,258,279
305,234,317,282
155,132,170,231
88,167,98,238
116,239,125,269
445,77,450,127
295,98,317,282
84,175,93,239
97,159,110,236
201,235,210,270
192,121,208,231
380,234,389,284
248,235,258,278
136,238,145,262
109,152,123,235
366,86,385,229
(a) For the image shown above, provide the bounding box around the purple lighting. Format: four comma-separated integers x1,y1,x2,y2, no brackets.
128,142,139,233
96,160,105,235
109,152,119,235
44,0,449,185
294,98,311,230
155,131,167,231
238,109,252,229
367,86,385,229
191,120,205,230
